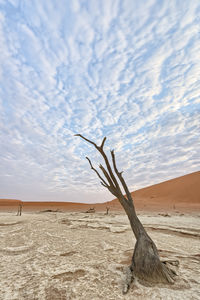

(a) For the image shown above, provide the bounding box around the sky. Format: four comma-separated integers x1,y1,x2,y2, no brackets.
0,0,199,203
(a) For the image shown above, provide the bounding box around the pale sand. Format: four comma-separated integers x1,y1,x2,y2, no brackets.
0,211,199,300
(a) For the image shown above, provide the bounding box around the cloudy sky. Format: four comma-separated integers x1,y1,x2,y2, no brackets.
0,0,199,203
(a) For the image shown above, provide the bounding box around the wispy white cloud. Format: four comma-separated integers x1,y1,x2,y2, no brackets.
0,0,199,202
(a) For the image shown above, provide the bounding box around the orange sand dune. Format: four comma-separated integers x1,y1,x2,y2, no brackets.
134,170,200,203
0,171,199,213
0,199,22,213
108,171,200,212
22,201,91,212
0,199,22,205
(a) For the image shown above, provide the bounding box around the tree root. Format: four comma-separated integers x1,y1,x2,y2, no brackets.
122,235,179,294
123,260,179,294
122,266,135,294
162,259,179,267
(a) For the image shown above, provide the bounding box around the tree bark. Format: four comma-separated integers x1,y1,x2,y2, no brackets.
75,134,178,292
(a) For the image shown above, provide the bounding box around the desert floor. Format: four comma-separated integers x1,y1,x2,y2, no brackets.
0,211,200,300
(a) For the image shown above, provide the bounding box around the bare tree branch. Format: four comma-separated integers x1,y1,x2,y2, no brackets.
86,157,118,197
100,137,107,149
75,134,120,189
100,182,108,188
99,164,116,189
86,157,109,187
111,151,130,189
74,134,100,150
76,135,132,202
100,151,121,189
111,150,133,204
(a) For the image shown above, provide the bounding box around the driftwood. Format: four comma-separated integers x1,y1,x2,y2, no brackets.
75,134,178,293
85,207,95,213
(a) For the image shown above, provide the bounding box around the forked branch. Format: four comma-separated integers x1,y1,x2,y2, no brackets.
76,135,118,187
76,134,133,202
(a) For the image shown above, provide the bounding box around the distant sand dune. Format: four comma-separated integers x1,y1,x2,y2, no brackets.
109,171,200,212
0,171,199,213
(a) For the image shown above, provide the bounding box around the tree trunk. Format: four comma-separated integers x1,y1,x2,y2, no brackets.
119,198,176,291
75,134,178,293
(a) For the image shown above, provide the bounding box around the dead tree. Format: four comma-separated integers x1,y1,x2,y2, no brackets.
75,134,178,293
17,204,22,216
106,207,110,215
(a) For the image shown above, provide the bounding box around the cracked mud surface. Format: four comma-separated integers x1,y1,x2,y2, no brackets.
0,212,199,299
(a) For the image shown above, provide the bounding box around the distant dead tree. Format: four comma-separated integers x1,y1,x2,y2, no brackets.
106,207,110,215
75,134,178,293
17,204,22,216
